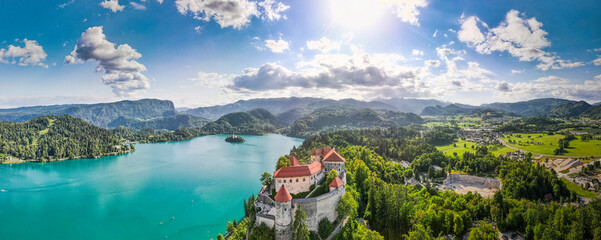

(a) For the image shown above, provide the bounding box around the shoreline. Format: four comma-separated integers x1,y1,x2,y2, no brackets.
1,149,135,165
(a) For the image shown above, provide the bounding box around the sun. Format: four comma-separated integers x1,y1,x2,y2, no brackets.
328,0,388,31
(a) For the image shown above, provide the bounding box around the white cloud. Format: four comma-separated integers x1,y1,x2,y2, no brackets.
229,48,429,99
412,49,424,56
495,77,601,102
175,0,259,29
511,69,524,74
175,0,289,29
384,0,429,26
58,0,75,8
65,26,150,97
495,81,511,92
194,26,203,34
458,10,584,71
0,39,48,67
457,16,486,45
425,60,440,67
264,38,289,53
433,30,438,37
306,37,341,53
533,75,570,84
258,0,290,21
100,0,125,12
130,2,147,10
593,56,601,66
593,48,601,52
190,72,233,88
157,0,164,3
433,46,493,91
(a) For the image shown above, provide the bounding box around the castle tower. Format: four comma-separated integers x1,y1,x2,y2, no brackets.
274,185,293,240
329,176,344,192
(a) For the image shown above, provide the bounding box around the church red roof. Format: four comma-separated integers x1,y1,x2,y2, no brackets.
329,177,344,188
274,161,323,178
274,185,293,202
311,147,332,156
290,156,300,166
323,149,345,162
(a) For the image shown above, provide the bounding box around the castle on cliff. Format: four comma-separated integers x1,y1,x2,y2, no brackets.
255,147,347,240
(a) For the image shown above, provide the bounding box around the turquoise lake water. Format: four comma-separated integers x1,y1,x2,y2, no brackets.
0,134,304,240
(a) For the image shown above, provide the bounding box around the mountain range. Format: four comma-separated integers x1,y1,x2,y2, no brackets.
0,99,209,130
420,98,601,119
184,97,449,119
1,97,600,138
281,108,424,138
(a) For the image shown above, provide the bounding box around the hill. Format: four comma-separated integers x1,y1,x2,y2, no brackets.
421,98,581,117
376,98,450,113
201,108,281,135
282,108,424,138
106,114,210,131
0,99,178,128
582,104,601,119
482,98,576,116
0,115,131,162
547,101,592,118
420,104,482,115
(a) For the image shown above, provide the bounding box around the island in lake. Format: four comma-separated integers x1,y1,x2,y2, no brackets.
225,134,245,143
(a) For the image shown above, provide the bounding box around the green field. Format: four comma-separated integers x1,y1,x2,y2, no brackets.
437,139,514,158
560,178,598,198
423,121,451,128
502,133,601,156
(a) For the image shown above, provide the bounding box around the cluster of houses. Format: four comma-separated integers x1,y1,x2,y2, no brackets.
498,150,527,161
458,129,499,145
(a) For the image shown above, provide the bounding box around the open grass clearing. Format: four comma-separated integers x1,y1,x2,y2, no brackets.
560,178,598,198
502,133,601,156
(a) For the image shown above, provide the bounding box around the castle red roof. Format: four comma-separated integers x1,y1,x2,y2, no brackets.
274,185,293,202
329,176,344,188
323,149,345,162
274,161,323,178
311,147,332,156
290,156,300,166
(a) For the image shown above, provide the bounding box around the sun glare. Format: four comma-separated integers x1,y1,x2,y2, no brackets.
329,0,387,31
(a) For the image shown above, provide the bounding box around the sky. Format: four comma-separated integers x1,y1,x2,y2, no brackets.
0,0,600,108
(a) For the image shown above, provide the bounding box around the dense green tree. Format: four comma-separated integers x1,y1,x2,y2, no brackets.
327,169,339,186
337,187,359,219
293,208,310,240
276,156,291,170
468,222,497,240
260,172,272,187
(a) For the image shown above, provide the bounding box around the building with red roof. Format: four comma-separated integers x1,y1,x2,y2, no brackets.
290,155,300,166
329,176,344,191
310,147,332,162
274,185,293,202
273,147,346,195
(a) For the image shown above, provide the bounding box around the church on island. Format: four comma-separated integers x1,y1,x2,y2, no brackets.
255,147,347,240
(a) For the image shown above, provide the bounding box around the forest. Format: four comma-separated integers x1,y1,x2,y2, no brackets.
0,115,131,162
216,126,601,240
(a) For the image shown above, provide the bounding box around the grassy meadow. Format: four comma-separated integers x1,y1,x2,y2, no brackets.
437,139,514,158
502,133,601,156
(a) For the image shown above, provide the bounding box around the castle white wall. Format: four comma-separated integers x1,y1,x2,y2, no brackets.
293,186,344,231
274,170,324,194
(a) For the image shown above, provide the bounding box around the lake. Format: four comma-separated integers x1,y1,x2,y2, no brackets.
0,134,304,240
